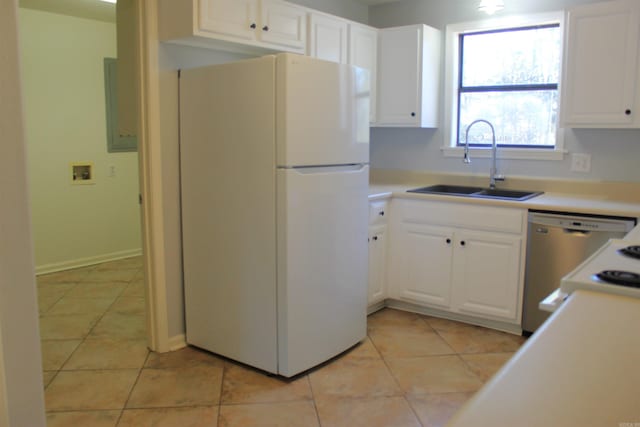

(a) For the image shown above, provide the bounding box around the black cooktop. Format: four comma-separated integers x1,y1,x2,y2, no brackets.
618,245,640,260
595,270,640,288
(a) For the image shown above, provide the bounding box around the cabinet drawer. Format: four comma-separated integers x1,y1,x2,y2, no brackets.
369,200,389,225
398,199,525,234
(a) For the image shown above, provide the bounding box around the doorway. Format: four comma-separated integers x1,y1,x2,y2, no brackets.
17,0,146,396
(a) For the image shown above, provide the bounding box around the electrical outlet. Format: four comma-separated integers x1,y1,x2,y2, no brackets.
108,165,116,178
570,153,591,173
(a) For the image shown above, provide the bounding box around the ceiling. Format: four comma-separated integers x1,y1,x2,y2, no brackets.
355,0,401,4
19,0,116,23
18,0,399,24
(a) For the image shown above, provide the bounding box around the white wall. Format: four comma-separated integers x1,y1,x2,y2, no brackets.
0,0,46,425
289,0,368,23
19,8,142,273
369,0,640,183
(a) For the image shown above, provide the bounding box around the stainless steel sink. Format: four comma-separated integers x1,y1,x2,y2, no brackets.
409,184,484,195
407,185,543,201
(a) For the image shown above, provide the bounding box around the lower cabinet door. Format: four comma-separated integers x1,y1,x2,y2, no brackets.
394,223,454,308
452,230,522,321
368,224,387,305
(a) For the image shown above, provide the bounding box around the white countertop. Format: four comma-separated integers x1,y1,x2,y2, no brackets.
369,184,640,219
447,290,640,427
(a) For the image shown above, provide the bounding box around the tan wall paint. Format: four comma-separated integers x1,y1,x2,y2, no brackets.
19,8,142,273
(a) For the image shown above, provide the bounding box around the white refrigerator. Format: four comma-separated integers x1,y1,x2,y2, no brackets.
179,53,370,377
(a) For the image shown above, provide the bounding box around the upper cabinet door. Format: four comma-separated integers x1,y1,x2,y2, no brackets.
376,25,440,128
349,23,378,123
378,26,421,126
198,0,258,41
307,13,349,64
260,0,307,52
561,0,640,127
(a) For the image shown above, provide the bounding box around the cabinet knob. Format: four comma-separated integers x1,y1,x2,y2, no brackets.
250,23,257,29
379,211,385,216
446,238,451,244
625,109,632,115
262,25,269,31
373,236,378,241
411,112,416,117
460,241,466,246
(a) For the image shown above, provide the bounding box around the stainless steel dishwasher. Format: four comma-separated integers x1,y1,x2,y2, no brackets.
522,211,636,334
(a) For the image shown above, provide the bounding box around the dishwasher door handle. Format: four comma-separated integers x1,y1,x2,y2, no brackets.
534,226,549,234
563,228,591,236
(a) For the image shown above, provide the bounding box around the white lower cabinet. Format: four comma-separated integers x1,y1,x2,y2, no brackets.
368,200,389,307
393,223,453,308
388,199,526,324
451,230,522,321
368,224,387,306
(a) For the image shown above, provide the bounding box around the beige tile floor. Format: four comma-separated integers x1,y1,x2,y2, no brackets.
38,258,526,426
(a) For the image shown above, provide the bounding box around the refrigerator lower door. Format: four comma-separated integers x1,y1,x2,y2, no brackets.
276,164,369,377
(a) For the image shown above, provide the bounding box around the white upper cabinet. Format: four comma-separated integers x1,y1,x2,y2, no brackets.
260,0,307,52
159,0,306,54
349,23,378,123
199,0,257,41
376,24,441,128
561,0,640,127
307,12,349,64
307,16,378,123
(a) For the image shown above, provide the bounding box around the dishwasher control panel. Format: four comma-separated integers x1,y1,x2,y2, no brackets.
528,212,636,233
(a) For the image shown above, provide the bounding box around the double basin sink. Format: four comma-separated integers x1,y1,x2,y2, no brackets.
407,184,543,201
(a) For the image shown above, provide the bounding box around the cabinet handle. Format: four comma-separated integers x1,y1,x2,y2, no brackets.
446,238,451,244
263,25,269,31
625,109,632,115
379,211,385,216
411,112,416,117
460,241,466,246
250,23,257,29
373,236,378,241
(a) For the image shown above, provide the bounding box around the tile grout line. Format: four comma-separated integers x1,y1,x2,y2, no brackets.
40,262,144,421
115,338,152,426
216,361,227,426
364,316,425,426
305,372,323,427
416,311,490,388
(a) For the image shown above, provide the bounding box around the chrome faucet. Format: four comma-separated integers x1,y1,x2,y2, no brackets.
463,119,505,189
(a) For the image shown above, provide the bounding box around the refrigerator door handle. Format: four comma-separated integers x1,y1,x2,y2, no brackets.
286,164,367,174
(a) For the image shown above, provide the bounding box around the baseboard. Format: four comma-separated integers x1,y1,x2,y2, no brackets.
384,299,523,335
367,300,386,315
35,248,143,275
168,334,187,352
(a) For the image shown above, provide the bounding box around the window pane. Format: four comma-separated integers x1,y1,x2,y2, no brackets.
461,26,561,87
458,90,558,147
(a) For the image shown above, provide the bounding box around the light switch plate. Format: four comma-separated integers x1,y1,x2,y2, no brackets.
570,153,591,173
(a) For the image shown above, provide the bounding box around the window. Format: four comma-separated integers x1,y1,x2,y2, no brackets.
444,13,565,160
104,58,137,153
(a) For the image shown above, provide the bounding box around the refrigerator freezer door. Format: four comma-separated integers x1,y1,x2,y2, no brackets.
276,53,370,167
277,164,369,376
180,56,279,373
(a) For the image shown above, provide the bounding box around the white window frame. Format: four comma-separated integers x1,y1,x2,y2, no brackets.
442,11,566,161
